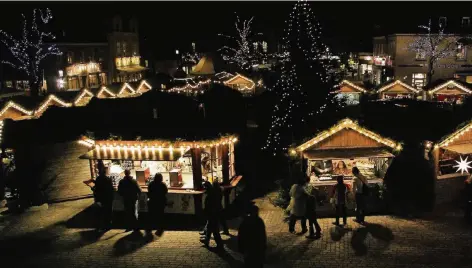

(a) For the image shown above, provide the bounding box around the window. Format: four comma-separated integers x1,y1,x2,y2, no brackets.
58,70,63,77
116,42,121,56
67,52,73,64
439,17,447,27
253,42,258,52
462,17,470,27
262,41,268,53
416,50,426,60
145,60,149,67
456,44,466,60
88,74,98,88
123,42,127,56
412,73,426,89
5,81,13,88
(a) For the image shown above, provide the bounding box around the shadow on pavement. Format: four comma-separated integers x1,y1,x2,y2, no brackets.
350,223,394,256
330,226,351,242
113,231,154,256
207,246,243,268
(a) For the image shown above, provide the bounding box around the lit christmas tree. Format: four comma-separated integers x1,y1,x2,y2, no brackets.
0,8,61,97
263,0,339,155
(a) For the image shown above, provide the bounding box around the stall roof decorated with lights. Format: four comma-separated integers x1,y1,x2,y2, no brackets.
377,80,420,95
434,119,472,154
294,118,401,160
427,80,472,95
333,80,367,94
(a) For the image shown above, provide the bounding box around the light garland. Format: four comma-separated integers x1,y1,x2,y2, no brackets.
0,121,3,144
36,94,72,114
436,120,472,148
136,80,152,93
117,83,136,96
429,80,472,94
333,80,367,93
97,86,117,98
295,118,401,152
223,73,256,92
378,80,420,94
0,8,62,96
168,79,211,93
0,101,34,118
74,89,94,106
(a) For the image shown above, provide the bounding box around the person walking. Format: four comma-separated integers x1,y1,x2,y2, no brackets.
331,176,349,226
147,173,168,236
199,181,213,236
200,181,223,249
352,167,369,224
213,179,230,235
238,204,267,268
288,177,308,234
305,182,321,239
92,168,115,232
465,176,472,223
118,169,142,232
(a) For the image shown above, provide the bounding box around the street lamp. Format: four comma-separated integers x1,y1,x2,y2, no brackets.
175,49,179,55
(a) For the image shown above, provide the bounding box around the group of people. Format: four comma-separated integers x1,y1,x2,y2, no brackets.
288,166,371,236
92,169,168,235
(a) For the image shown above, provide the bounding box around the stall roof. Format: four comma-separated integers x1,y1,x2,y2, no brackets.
377,80,420,94
80,148,189,161
303,148,394,160
442,144,472,155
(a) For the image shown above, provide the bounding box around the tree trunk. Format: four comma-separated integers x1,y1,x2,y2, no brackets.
29,80,40,98
427,59,435,87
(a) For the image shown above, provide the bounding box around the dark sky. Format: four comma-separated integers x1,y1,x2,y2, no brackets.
1,1,472,59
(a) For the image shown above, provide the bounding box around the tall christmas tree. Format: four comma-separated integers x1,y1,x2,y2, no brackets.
263,0,338,155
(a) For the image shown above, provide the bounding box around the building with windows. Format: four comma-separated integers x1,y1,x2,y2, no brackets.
373,16,472,89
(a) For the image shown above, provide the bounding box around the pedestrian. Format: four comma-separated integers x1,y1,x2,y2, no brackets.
305,181,321,239
92,168,115,232
238,204,267,268
331,176,349,226
200,180,223,249
465,176,472,223
118,169,142,232
147,173,168,236
352,167,369,224
288,177,308,234
199,180,213,236
213,179,230,235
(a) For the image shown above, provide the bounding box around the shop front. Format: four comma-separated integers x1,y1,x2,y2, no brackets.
79,136,241,215
292,118,401,208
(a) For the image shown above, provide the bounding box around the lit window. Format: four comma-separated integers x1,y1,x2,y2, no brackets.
5,81,12,88
145,60,149,67
253,42,258,52
412,73,426,89
262,41,268,53
123,42,127,55
67,52,73,64
456,44,467,60
416,50,426,60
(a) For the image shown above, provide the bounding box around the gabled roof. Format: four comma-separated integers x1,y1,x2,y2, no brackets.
223,73,255,90
334,80,367,93
377,80,420,94
429,80,472,94
435,119,472,148
295,118,401,152
36,94,73,114
190,56,215,76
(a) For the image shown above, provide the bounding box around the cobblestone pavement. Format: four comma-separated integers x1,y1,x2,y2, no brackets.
0,196,472,268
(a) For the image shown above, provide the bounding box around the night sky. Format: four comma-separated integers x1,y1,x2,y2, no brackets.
1,1,472,60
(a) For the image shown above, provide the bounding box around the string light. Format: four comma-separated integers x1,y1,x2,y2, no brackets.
0,8,62,96
117,83,136,96
378,80,420,94
333,80,367,93
36,94,72,114
136,80,152,93
0,101,34,118
429,80,472,94
436,120,472,148
97,86,117,98
74,89,94,106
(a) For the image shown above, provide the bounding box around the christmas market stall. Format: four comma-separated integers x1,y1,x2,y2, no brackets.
332,80,367,105
292,118,401,208
377,80,421,100
78,135,240,215
427,80,472,104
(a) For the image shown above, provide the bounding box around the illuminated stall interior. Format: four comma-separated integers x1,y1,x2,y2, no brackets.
294,118,401,186
428,80,472,104
377,80,420,100
223,74,256,96
433,120,472,179
66,62,107,90
115,56,146,83
332,80,367,105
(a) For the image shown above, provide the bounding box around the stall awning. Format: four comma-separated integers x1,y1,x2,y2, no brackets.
116,66,147,73
303,148,394,160
442,144,472,155
79,149,189,161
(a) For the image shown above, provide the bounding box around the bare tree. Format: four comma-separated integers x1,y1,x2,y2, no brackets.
407,19,458,86
0,8,61,97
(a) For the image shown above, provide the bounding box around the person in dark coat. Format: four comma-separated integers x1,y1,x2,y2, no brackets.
200,181,213,236
147,173,168,235
305,180,321,239
92,169,115,231
213,179,230,235
331,176,349,226
238,204,267,268
118,169,142,232
465,176,472,223
200,180,223,249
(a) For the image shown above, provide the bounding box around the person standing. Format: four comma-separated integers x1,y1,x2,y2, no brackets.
92,169,115,231
147,173,168,236
331,176,349,226
200,181,223,249
213,179,230,235
288,177,308,234
238,205,267,268
352,167,369,224
118,169,142,232
199,181,213,236
305,182,321,239
465,176,472,223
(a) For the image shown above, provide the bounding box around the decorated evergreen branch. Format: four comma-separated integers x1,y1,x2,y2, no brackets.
0,8,62,97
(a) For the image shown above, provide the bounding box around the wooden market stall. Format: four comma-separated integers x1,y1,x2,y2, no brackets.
78,136,241,215
377,80,420,100
428,80,472,103
332,80,367,105
292,118,401,205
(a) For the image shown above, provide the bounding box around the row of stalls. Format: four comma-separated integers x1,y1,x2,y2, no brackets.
2,91,243,215
335,79,472,104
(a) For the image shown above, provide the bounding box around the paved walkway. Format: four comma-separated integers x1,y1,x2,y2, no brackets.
0,196,471,268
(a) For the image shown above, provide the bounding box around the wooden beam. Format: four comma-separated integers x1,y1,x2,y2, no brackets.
222,144,230,185
191,148,203,190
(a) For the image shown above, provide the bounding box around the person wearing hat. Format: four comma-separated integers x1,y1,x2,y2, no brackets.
238,204,267,268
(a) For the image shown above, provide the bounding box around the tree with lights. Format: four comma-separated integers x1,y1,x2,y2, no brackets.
0,8,61,97
263,0,340,155
218,14,264,71
407,19,459,86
